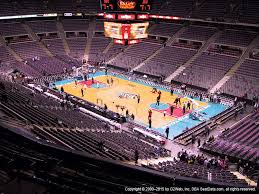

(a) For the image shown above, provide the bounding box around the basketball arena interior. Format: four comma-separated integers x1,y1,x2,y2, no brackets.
0,0,258,193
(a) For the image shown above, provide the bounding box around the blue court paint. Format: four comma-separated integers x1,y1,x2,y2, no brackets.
54,71,228,139
150,103,169,110
91,83,107,89
54,79,74,86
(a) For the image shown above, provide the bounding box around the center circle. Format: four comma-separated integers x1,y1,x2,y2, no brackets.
150,103,169,110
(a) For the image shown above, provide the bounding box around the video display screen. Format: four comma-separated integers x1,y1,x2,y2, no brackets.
104,22,123,39
130,22,149,39
104,22,149,40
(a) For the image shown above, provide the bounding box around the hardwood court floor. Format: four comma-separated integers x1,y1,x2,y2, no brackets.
58,75,208,129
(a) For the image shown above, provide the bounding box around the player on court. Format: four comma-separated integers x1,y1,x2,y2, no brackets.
83,83,87,90
81,87,84,97
158,90,162,99
137,95,140,104
111,77,114,86
148,109,152,120
75,79,78,88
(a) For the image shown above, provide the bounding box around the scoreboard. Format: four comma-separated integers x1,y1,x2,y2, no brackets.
100,0,152,45
101,0,152,12
104,22,149,40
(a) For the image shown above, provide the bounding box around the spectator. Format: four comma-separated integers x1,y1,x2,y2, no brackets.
131,113,135,120
165,127,170,139
192,171,198,178
197,138,201,147
191,134,196,144
98,141,104,151
205,125,210,136
208,135,215,142
135,149,139,164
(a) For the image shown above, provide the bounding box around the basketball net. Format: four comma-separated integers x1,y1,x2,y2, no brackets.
75,65,89,77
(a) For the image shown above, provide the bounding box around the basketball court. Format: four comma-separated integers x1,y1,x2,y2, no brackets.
54,71,228,139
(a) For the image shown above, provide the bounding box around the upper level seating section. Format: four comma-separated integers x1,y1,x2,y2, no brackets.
95,20,104,31
14,61,43,77
202,111,259,164
16,0,47,15
158,0,194,16
221,59,259,99
192,0,227,19
0,22,27,36
89,38,110,55
136,46,196,77
41,128,132,161
104,44,127,61
56,55,82,68
66,38,87,59
79,0,101,12
149,23,182,37
0,81,105,129
62,19,89,32
215,30,257,47
150,160,248,186
88,131,169,160
0,0,100,16
233,58,259,80
220,111,259,148
0,83,67,127
28,20,57,33
180,26,217,41
27,57,73,75
0,60,41,77
88,38,110,62
207,45,242,57
54,0,76,13
150,0,164,14
175,52,238,89
50,109,107,129
11,41,47,59
44,39,66,56
0,1,16,16
111,42,161,70
0,46,15,63
38,128,168,161
239,0,259,24
54,0,100,13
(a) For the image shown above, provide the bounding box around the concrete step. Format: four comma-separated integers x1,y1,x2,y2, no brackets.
22,23,54,57
56,21,70,55
103,40,113,54
210,33,259,93
0,36,23,62
83,19,96,61
166,26,188,46
107,45,133,64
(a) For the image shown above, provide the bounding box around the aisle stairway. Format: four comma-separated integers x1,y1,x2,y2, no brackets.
0,35,23,62
210,33,259,93
83,19,96,61
56,20,70,55
22,23,54,57
165,30,223,82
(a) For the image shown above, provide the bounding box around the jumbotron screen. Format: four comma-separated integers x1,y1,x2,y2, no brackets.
104,22,149,40
101,0,152,11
